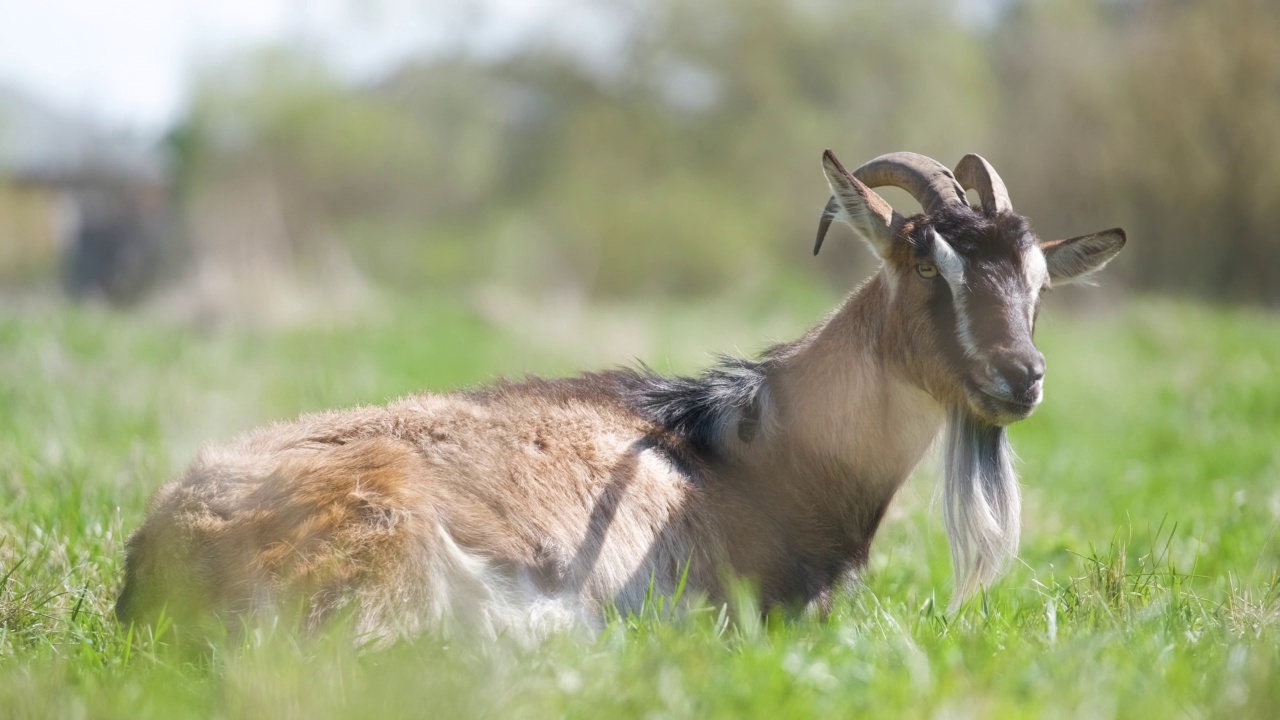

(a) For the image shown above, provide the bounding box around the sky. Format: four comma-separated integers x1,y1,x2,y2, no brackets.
0,0,559,135
0,0,1002,137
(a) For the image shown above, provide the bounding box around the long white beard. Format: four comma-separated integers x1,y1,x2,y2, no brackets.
942,407,1022,610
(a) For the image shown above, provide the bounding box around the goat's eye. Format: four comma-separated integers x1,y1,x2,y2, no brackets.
915,262,938,279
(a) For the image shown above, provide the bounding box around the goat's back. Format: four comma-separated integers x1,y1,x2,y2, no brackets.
117,386,718,644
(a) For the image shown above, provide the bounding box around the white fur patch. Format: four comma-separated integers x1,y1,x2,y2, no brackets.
419,524,595,645
931,231,979,359
1023,245,1049,292
931,230,965,288
1021,246,1049,325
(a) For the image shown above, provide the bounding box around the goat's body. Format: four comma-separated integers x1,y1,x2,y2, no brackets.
118,277,945,643
118,148,1125,644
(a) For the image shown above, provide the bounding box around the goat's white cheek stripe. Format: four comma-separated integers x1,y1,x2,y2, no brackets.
1024,246,1049,289
954,291,979,360
1023,247,1048,324
932,231,979,359
1024,246,1048,309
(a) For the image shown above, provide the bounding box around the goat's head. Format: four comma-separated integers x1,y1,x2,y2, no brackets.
816,150,1125,426
815,150,1126,605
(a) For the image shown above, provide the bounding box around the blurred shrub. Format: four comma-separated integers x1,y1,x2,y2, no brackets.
994,0,1280,306
170,0,1280,306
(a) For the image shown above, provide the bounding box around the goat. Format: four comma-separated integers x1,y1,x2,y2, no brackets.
116,150,1125,644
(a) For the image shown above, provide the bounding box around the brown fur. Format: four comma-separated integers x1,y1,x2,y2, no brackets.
117,270,948,643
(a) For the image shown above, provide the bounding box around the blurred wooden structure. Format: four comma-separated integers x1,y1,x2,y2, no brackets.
0,86,169,303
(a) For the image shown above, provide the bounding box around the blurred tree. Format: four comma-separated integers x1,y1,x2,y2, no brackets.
167,0,1280,308
992,0,1280,305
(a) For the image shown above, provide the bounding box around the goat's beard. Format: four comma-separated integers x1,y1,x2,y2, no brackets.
942,406,1022,611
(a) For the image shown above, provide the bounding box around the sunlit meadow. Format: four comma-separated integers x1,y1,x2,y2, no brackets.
1,288,1277,718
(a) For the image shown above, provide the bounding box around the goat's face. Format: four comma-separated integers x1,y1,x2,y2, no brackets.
889,206,1049,424
818,150,1126,426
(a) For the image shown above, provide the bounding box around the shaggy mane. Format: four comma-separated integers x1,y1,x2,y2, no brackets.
610,356,771,458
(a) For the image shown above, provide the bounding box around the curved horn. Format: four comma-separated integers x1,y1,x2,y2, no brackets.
852,152,967,215
954,153,1013,214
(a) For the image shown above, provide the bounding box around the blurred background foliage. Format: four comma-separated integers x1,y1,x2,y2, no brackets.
6,0,1280,313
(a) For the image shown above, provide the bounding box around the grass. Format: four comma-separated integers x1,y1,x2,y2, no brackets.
1,286,1278,718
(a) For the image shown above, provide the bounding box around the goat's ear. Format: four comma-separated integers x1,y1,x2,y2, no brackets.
817,149,898,259
1041,228,1126,285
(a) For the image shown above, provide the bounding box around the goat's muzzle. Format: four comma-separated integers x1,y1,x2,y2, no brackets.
966,351,1045,425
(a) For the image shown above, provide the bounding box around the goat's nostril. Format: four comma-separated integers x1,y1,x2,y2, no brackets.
1028,353,1046,383
990,352,1045,398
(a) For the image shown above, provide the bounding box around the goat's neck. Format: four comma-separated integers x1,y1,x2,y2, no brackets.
765,273,944,498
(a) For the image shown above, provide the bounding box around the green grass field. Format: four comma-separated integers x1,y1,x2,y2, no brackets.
1,289,1277,718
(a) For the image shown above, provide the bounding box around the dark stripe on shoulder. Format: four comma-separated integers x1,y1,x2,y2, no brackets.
609,357,769,459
